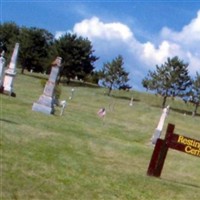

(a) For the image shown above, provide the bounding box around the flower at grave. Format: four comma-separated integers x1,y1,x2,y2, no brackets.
97,108,106,118
60,100,66,108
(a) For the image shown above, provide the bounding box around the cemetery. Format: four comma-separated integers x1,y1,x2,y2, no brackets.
0,43,19,97
1,64,199,199
0,36,199,200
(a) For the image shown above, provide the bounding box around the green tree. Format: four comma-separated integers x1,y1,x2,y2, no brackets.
19,27,54,73
54,33,98,83
84,71,101,84
142,56,192,108
187,72,200,116
100,55,130,96
0,22,20,58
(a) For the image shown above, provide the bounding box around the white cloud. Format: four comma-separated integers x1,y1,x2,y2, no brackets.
142,41,170,65
55,12,200,90
140,40,185,67
186,52,200,74
161,10,200,45
73,16,133,42
55,31,66,39
159,10,200,75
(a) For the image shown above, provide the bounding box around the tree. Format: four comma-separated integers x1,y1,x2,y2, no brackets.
187,72,200,116
19,27,54,73
0,22,20,58
100,55,130,96
84,71,101,84
142,56,192,108
53,33,98,83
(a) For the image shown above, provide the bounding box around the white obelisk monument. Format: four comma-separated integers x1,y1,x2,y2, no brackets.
151,105,170,144
3,43,19,96
0,51,6,92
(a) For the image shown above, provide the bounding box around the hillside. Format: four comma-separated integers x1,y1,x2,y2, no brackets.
1,71,200,200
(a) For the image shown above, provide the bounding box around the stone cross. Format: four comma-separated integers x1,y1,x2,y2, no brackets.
3,43,19,96
32,57,62,115
0,51,6,92
151,105,170,144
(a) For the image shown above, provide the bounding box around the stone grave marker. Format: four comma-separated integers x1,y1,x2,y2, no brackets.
129,95,134,106
151,105,170,144
32,57,62,115
69,88,74,100
3,43,19,96
59,100,67,116
0,51,6,92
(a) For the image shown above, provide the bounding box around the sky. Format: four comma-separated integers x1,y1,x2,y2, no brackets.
1,0,200,91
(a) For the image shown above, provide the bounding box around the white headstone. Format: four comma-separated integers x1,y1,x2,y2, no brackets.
69,88,74,100
0,51,6,92
151,105,170,144
129,95,134,106
32,57,62,115
3,43,19,96
60,100,67,116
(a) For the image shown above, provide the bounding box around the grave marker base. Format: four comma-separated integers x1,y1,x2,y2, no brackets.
32,103,54,115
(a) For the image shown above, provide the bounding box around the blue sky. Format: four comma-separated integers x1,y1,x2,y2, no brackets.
1,0,200,91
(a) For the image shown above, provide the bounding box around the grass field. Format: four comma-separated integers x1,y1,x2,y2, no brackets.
1,71,200,200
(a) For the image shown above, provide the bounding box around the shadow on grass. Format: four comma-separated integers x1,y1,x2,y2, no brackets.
150,104,162,109
24,73,101,88
111,94,140,102
61,80,101,88
148,105,200,117
0,118,19,124
163,177,200,189
170,107,200,117
23,73,48,80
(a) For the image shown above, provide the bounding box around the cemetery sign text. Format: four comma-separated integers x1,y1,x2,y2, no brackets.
147,123,199,177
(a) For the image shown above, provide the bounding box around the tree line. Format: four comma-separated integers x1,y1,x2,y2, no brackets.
0,22,130,93
0,22,199,115
0,22,98,80
142,56,200,115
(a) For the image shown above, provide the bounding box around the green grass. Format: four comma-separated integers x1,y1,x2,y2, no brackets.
1,71,200,200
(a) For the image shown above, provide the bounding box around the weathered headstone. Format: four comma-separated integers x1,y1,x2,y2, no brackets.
69,88,74,100
151,105,170,144
0,51,6,92
3,43,19,96
32,57,62,115
60,100,67,116
129,95,134,106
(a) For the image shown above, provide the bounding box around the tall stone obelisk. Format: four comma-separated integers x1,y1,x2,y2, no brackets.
0,51,6,92
3,43,19,96
32,57,62,115
151,105,170,144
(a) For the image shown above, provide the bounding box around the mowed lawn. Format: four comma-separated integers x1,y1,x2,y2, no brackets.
1,72,200,200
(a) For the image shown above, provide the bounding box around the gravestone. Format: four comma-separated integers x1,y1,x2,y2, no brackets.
129,95,134,106
0,51,6,92
69,88,74,100
3,43,19,96
151,105,170,144
32,57,62,115
59,100,67,116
